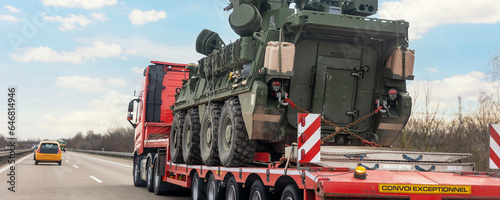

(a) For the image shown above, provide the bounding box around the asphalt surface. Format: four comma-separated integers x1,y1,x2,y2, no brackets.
0,151,191,200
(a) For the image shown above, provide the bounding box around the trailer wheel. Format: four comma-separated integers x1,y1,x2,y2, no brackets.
218,98,255,167
250,180,269,200
281,184,302,200
170,112,185,163
146,154,155,192
206,174,223,200
226,176,246,200
182,108,202,164
133,155,146,187
191,172,206,200
201,103,222,166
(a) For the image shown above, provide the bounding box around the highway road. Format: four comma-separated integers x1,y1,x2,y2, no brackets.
0,151,191,199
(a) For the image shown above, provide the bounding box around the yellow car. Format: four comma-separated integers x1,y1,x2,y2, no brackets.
35,141,62,165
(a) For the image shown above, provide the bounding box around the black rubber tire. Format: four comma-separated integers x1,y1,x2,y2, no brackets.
152,154,189,195
35,160,38,165
206,174,223,200
182,108,202,164
200,103,222,166
226,176,246,200
250,180,269,200
280,184,302,200
218,98,255,167
170,112,185,163
191,173,206,200
146,153,155,192
133,155,146,187
58,161,62,166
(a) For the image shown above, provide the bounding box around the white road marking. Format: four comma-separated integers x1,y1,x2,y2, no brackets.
75,153,132,168
66,160,69,163
73,165,79,168
89,175,103,183
0,154,31,173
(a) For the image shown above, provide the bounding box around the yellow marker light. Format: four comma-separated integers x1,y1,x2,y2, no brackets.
354,166,367,179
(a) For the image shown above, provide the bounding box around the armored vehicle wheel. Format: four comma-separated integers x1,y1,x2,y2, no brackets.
218,98,255,167
182,108,202,164
200,103,222,166
170,112,185,163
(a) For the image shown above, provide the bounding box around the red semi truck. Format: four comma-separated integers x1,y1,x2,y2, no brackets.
128,61,500,200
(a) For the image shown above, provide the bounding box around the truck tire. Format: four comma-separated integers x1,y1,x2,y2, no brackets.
250,180,269,200
200,103,222,166
133,155,146,187
191,172,206,200
146,153,155,192
218,98,255,167
226,176,246,200
206,173,224,200
182,108,202,164
170,112,185,163
280,184,302,200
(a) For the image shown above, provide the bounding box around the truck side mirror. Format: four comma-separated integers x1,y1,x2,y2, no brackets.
127,113,133,121
128,100,136,112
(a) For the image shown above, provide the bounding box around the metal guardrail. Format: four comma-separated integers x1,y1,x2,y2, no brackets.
69,149,133,159
0,149,33,166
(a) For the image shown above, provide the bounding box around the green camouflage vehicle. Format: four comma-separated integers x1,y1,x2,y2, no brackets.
171,0,414,167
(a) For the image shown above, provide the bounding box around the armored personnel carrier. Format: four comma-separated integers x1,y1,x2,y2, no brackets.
171,0,415,167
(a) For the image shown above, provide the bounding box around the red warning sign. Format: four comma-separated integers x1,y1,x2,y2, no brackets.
490,124,500,169
297,113,321,163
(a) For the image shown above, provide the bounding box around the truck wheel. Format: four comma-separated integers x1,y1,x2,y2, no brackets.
133,156,146,187
58,161,62,166
35,160,38,165
206,174,223,200
152,153,188,195
250,180,269,200
280,184,302,200
218,98,255,167
201,103,222,166
226,176,245,200
192,172,206,200
146,154,155,192
182,108,202,164
170,112,185,163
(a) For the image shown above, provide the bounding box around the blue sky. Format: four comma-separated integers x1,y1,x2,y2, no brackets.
1,0,499,140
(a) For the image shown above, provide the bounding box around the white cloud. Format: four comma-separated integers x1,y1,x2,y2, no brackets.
0,15,21,22
379,0,500,40
425,67,438,74
40,90,133,137
42,0,117,9
408,71,497,115
56,76,106,93
122,38,201,63
132,67,144,74
128,9,167,25
90,12,108,21
11,41,123,63
43,13,107,31
107,78,126,87
56,76,127,93
5,5,20,13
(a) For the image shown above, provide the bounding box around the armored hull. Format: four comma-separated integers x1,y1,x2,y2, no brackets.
172,0,414,167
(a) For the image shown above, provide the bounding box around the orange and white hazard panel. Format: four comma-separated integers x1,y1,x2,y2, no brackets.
490,124,500,169
297,113,321,163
